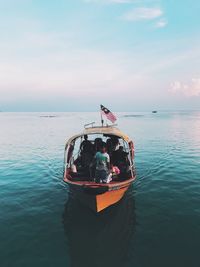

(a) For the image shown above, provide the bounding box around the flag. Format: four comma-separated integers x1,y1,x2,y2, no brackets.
100,104,117,123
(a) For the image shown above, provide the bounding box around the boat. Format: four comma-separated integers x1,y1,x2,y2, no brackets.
152,110,158,113
63,119,136,212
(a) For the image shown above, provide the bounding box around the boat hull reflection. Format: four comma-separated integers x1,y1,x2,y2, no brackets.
63,188,136,267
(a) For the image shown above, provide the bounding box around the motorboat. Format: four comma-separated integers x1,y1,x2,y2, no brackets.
63,115,136,212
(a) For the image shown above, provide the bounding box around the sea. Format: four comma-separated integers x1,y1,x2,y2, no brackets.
0,111,200,267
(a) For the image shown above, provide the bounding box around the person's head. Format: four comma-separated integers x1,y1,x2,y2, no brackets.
111,136,119,146
106,138,112,145
94,138,102,151
84,135,88,140
95,137,102,144
100,142,107,153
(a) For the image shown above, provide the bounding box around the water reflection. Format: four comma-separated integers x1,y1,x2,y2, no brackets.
63,189,136,267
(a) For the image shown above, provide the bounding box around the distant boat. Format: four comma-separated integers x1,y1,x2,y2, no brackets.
40,115,58,118
63,124,136,212
152,110,158,113
124,114,144,118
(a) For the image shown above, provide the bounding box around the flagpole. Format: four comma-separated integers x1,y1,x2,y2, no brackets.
100,105,104,126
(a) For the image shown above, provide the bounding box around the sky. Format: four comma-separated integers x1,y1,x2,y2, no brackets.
0,0,200,111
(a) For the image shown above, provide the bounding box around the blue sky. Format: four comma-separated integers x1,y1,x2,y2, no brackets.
0,0,200,111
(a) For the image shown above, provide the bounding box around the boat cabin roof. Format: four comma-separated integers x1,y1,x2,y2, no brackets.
65,126,131,145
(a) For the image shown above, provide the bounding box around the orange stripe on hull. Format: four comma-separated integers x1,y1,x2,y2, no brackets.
96,187,128,212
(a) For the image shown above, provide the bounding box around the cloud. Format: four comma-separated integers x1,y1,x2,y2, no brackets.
170,79,200,97
0,31,148,102
1,30,199,101
1,21,200,110
155,18,168,28
121,7,163,21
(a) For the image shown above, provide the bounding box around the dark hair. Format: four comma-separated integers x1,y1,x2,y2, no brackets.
84,135,88,140
101,142,107,149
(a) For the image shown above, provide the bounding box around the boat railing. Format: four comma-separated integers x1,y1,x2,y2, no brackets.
84,122,95,128
84,122,118,129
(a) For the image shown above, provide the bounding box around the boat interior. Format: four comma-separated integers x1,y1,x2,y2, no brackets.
65,133,135,183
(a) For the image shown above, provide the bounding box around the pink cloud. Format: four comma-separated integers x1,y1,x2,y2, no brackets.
170,78,200,97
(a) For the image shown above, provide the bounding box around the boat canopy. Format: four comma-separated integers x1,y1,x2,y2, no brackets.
65,126,131,147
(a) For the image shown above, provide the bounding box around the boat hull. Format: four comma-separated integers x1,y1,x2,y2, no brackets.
66,179,134,212
96,186,129,212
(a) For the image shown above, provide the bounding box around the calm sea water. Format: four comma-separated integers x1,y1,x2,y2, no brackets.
0,111,200,267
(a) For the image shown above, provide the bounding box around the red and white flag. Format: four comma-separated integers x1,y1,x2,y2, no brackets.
100,104,117,123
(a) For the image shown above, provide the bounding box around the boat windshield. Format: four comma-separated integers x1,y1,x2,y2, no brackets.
65,133,134,182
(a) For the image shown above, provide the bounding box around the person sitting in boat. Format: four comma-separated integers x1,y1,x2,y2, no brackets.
80,135,93,171
106,138,112,154
80,135,93,154
113,146,130,180
95,137,103,151
112,146,128,165
111,136,120,151
94,142,111,183
117,146,128,163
